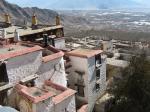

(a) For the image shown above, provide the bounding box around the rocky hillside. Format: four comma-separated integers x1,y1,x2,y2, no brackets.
0,0,59,25
0,0,88,28
0,0,89,33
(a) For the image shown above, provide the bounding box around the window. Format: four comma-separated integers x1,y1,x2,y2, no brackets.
96,69,100,80
77,85,85,97
67,80,70,87
48,38,55,46
65,108,69,112
96,83,100,91
0,62,9,84
26,80,35,87
75,70,85,97
43,34,48,46
75,81,85,97
95,54,102,66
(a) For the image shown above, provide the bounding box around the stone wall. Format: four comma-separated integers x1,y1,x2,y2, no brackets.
21,94,76,112
54,95,76,112
35,98,54,112
6,51,42,84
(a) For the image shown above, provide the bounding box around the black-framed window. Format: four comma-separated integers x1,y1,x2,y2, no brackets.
96,83,100,91
75,84,85,97
0,62,9,84
95,54,101,65
49,38,55,46
75,70,85,97
96,69,100,79
67,80,70,87
65,108,69,112
77,85,85,97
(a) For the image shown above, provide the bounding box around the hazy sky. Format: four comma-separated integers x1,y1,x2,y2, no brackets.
133,0,149,4
6,0,150,9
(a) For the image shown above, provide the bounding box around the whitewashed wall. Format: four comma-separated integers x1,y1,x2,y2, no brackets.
36,57,67,87
54,38,65,49
5,50,75,112
35,98,54,112
68,55,107,112
68,56,88,99
88,56,106,112
6,51,42,84
54,95,76,112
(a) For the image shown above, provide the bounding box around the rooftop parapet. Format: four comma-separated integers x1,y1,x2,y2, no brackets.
0,43,43,60
66,48,103,58
15,84,54,103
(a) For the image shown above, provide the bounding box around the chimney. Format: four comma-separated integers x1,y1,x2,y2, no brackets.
32,13,38,29
4,13,11,26
56,15,61,25
14,29,20,42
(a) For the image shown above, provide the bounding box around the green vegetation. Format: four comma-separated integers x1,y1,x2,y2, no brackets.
106,65,122,81
106,53,150,112
66,29,150,42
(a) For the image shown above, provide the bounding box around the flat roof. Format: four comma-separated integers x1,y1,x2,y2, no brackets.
45,80,76,105
42,45,64,63
4,25,63,39
107,58,129,68
66,48,103,58
10,42,64,63
0,44,43,60
15,80,76,104
15,84,54,103
0,44,27,55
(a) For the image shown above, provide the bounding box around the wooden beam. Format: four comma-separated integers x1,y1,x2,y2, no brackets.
20,74,39,83
0,83,13,92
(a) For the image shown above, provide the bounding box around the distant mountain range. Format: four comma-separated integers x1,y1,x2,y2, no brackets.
6,0,140,10
0,0,88,28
